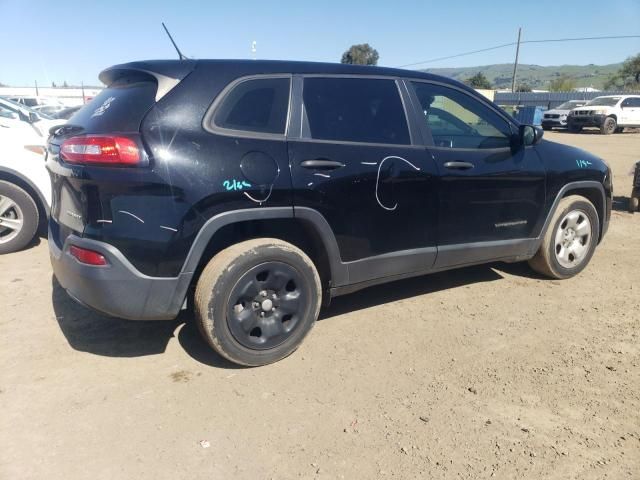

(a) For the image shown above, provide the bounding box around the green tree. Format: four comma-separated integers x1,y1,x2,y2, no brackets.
465,72,492,89
516,83,532,92
604,53,640,90
548,76,577,92
341,44,379,66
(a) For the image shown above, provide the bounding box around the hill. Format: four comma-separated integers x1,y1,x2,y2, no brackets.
421,63,622,90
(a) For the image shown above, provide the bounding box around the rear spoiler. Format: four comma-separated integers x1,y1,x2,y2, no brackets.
99,60,197,102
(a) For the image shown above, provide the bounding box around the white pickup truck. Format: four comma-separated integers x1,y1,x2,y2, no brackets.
567,95,640,134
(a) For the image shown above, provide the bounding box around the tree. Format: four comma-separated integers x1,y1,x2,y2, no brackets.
341,44,379,66
604,53,640,90
63,80,68,88
51,81,57,88
515,83,532,92
464,72,492,89
548,76,576,92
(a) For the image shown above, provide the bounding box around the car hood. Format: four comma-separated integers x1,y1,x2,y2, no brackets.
545,109,571,115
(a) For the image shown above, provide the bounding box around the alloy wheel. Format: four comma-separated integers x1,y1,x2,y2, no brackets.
554,209,592,269
0,194,24,245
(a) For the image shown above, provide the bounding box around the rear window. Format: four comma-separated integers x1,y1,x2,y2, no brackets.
212,77,291,135
66,76,157,133
302,77,410,145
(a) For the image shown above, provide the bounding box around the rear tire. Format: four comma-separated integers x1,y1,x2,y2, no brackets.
600,116,616,135
0,181,39,255
194,238,321,366
528,195,599,279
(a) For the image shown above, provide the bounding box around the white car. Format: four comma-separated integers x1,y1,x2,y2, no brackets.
541,100,587,130
0,107,55,253
0,97,65,137
567,95,640,134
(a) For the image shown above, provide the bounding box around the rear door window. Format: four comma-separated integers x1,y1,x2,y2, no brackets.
302,77,410,145
212,77,291,135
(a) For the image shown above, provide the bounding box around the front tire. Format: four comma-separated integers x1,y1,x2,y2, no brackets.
528,195,599,279
601,116,616,135
194,238,321,366
0,181,39,254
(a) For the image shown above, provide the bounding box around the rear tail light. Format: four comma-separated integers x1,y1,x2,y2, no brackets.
60,135,142,166
69,245,109,266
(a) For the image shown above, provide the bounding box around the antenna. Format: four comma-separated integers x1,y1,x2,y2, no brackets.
162,22,187,60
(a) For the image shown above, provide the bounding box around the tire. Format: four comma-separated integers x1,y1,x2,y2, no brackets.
528,195,599,279
568,124,582,133
194,238,322,366
630,196,639,213
0,181,39,254
600,116,616,135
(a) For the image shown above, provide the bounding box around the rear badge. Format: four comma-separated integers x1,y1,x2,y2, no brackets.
91,96,116,118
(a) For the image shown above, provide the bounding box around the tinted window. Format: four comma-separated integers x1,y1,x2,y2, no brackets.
412,82,512,149
213,77,290,134
303,77,410,144
622,97,640,107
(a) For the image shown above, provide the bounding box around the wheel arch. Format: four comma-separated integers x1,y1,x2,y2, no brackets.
182,207,348,294
0,166,49,230
538,181,606,247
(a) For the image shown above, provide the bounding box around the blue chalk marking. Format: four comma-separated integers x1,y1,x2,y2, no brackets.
576,159,592,168
223,179,252,191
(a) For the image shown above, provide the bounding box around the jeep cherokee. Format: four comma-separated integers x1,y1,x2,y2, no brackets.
47,60,613,366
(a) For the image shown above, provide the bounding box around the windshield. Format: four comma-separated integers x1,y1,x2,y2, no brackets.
586,97,621,107
0,98,54,120
556,101,584,110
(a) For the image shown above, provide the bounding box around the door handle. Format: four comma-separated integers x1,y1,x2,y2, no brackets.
300,159,345,170
444,161,474,170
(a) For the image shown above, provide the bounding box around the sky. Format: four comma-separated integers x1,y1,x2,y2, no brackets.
1,0,639,86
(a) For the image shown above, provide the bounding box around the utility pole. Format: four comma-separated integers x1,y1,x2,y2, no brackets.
81,81,86,104
35,80,39,96
511,27,522,93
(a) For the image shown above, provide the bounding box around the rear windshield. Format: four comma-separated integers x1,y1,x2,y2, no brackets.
67,76,157,133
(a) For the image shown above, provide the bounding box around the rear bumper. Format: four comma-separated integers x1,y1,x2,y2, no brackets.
49,221,190,320
568,114,606,128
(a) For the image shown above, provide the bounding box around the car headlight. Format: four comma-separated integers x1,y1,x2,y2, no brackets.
593,109,606,115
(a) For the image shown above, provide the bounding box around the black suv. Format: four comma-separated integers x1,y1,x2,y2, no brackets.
47,60,612,366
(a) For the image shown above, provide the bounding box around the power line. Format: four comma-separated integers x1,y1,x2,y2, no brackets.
397,34,640,68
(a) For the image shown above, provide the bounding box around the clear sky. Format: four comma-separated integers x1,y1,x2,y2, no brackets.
1,0,639,86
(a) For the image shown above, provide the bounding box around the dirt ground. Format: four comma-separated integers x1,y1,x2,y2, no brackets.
1,131,639,479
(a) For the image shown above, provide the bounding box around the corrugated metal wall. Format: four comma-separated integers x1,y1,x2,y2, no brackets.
494,91,639,109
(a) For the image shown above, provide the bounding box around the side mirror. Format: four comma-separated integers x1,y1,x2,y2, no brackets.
29,112,39,123
520,124,543,146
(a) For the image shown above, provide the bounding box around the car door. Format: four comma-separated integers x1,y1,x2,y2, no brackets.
407,80,546,268
620,97,640,125
287,76,439,285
